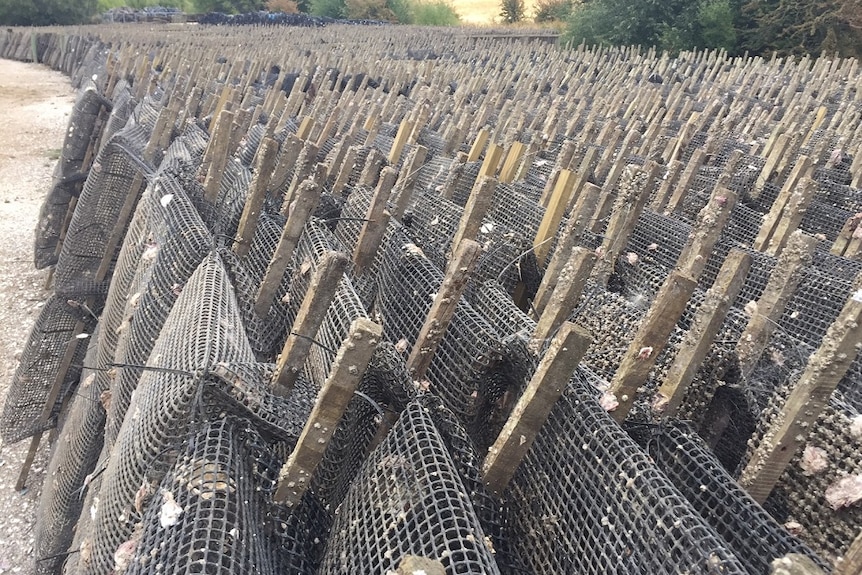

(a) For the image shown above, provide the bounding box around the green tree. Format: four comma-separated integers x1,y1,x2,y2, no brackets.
0,0,98,25
310,0,345,17
736,0,862,57
192,0,265,13
534,0,573,23
562,0,736,52
412,0,459,25
500,0,525,23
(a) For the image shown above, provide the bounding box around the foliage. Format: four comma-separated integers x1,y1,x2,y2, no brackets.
192,0,264,13
500,0,524,23
310,0,345,17
736,0,862,57
412,0,459,25
562,0,859,57
345,0,395,20
534,0,572,23
98,0,192,9
0,0,99,25
697,0,736,50
266,0,299,12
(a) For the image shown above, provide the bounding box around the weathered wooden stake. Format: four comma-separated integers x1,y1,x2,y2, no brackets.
483,322,592,495
533,182,602,314
450,176,497,255
664,148,707,215
391,145,428,221
591,162,659,284
654,249,752,416
836,531,862,575
739,278,862,503
478,142,504,180
202,109,236,203
406,240,483,381
753,155,814,252
529,248,596,352
255,180,323,317
609,271,699,422
735,231,817,378
274,317,383,505
676,186,738,279
533,169,576,267
500,142,527,184
467,128,496,161
233,137,280,257
831,213,862,258
388,118,413,165
353,167,398,275
272,251,350,394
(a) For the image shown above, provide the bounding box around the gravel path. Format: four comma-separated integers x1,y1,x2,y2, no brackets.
0,59,76,574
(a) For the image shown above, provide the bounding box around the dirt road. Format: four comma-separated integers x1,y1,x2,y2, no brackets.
0,59,76,573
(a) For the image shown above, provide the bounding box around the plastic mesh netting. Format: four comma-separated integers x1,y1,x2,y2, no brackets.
34,82,105,269
503,375,751,575
317,400,502,574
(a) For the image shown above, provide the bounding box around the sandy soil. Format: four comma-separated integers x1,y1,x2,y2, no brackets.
0,59,76,574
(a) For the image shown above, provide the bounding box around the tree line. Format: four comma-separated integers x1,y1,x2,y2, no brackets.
0,0,859,58
0,0,459,26
552,0,862,58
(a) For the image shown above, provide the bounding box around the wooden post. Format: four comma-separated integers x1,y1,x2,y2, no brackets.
233,137,279,257
608,271,699,422
282,141,320,209
202,109,236,203
500,142,527,184
255,180,323,317
467,128,490,162
477,142,504,180
836,531,862,575
274,317,382,505
482,322,592,495
664,148,707,215
406,240,483,381
450,176,497,255
753,133,791,199
591,162,659,284
391,145,428,221
388,118,413,165
533,169,576,267
353,167,398,275
332,145,359,195
296,116,314,141
654,250,752,416
736,231,817,378
529,248,596,352
830,213,862,258
533,182,602,314
676,186,738,279
272,251,350,394
739,279,862,503
269,134,304,199
762,177,817,257
539,140,576,208
753,156,814,252
359,148,384,188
